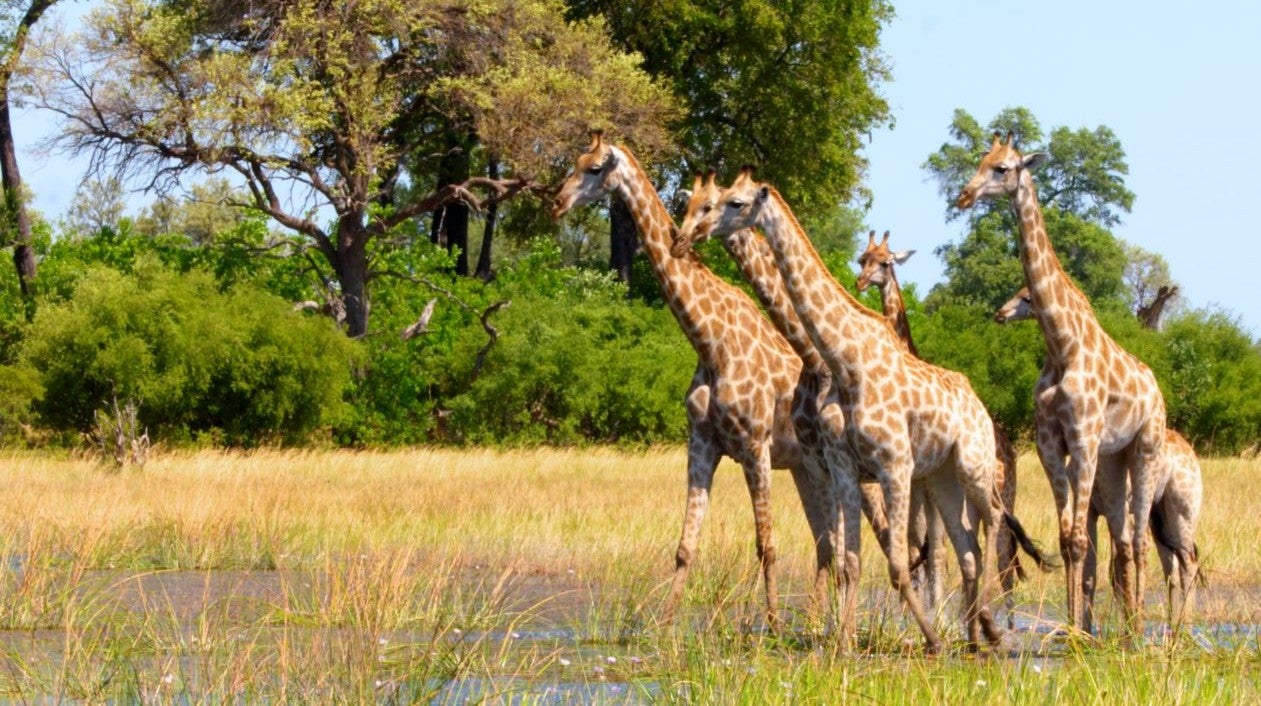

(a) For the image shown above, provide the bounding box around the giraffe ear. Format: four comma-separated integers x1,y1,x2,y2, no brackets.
1022,152,1047,170
891,249,916,265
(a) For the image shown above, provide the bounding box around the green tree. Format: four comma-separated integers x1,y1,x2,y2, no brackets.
924,107,1134,228
566,0,892,219
924,108,1134,312
28,0,677,337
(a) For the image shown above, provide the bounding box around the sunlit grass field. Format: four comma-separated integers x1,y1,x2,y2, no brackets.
0,447,1257,702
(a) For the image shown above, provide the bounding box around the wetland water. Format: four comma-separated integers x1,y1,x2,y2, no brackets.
1,565,1254,703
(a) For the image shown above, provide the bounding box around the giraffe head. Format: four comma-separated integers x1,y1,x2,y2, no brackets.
683,166,767,242
855,230,915,292
956,133,1047,209
551,131,623,220
669,170,722,257
994,286,1034,324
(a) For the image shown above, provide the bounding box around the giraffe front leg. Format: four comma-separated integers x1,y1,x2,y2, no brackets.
1082,503,1101,636
1065,442,1101,635
664,436,720,626
831,464,864,649
881,461,941,653
742,446,780,634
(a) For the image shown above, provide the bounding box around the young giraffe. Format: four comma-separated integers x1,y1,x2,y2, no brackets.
959,133,1167,636
669,172,885,643
998,287,1202,628
551,133,832,631
855,232,1035,622
684,168,1008,653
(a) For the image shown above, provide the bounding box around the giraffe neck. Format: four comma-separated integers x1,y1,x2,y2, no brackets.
878,274,918,357
608,148,741,358
1012,170,1102,362
722,228,827,371
755,189,904,387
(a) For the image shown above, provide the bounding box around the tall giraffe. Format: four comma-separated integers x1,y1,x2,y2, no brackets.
997,286,1202,628
683,168,1008,652
855,231,1038,622
669,172,881,642
959,133,1167,635
551,133,829,631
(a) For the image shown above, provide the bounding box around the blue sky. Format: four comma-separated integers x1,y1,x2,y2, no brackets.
14,1,1260,337
860,1,1261,337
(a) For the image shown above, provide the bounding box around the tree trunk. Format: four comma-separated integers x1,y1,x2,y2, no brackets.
609,196,636,284
474,158,499,281
429,141,470,276
0,0,57,307
1137,285,1178,332
334,221,371,338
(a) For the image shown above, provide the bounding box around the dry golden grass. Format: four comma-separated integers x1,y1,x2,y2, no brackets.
0,447,1257,702
0,447,1256,618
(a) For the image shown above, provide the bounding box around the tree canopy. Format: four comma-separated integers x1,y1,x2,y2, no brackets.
26,0,678,336
923,108,1134,312
566,0,893,219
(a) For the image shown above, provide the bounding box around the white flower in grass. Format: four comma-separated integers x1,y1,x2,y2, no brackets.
161,674,174,685
606,656,617,664
629,656,643,665
511,631,521,639
558,658,571,667
452,628,463,635
1031,664,1043,674
377,637,388,646
976,680,987,687
593,666,605,676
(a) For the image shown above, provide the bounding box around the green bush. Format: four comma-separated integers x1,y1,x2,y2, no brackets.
19,259,358,446
339,240,693,446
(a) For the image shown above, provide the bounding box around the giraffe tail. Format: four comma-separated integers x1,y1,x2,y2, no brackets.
1002,511,1060,571
908,538,931,573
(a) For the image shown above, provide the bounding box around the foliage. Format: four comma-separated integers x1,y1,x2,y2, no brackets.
924,107,1134,228
928,209,1128,312
340,240,693,446
1157,309,1261,454
567,0,893,220
1122,240,1179,315
26,0,678,335
17,258,357,445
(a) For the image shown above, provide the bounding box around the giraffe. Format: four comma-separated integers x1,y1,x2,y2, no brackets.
668,172,881,643
551,133,831,631
958,132,1167,636
682,167,1009,653
997,286,1202,628
855,231,1043,623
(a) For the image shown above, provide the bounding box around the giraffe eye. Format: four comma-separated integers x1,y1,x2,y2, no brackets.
994,164,1010,175
880,261,890,269
586,165,603,175
727,200,745,209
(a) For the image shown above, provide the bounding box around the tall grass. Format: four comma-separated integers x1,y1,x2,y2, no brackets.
0,447,1256,702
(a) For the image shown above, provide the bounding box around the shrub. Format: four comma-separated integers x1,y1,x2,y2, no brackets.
19,259,358,446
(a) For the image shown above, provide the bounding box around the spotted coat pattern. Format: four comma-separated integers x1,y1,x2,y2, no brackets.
685,169,1007,653
959,133,1167,636
552,135,823,631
